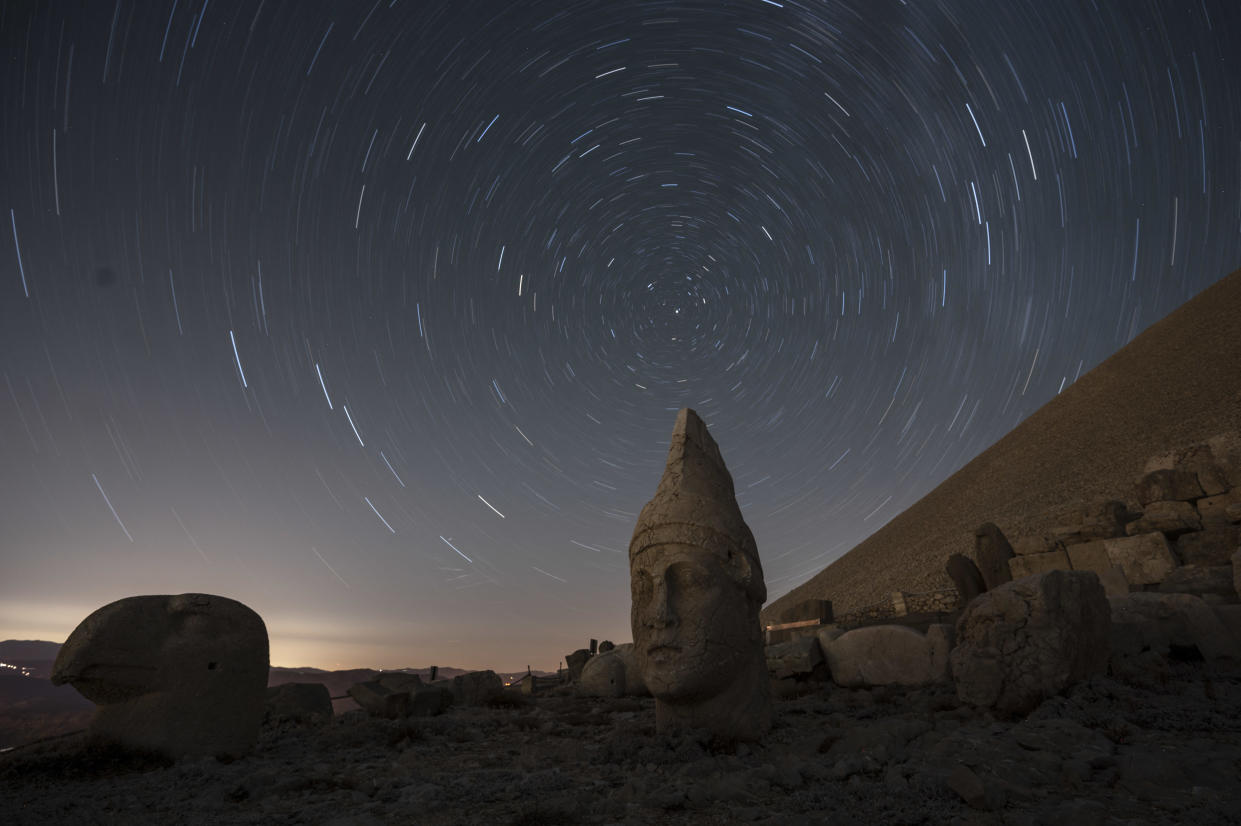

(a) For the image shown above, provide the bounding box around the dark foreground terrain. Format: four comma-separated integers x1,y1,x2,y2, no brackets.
3,658,1239,826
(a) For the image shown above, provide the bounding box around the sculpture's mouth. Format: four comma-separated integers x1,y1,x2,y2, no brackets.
646,644,681,664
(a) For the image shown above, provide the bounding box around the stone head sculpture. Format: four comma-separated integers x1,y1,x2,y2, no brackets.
51,593,268,758
629,408,771,741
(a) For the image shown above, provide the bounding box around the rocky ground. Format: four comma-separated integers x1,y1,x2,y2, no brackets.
3,658,1239,826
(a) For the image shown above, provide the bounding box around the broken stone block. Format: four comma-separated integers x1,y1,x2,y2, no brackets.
1008,549,1070,579
1110,592,1241,664
973,523,1014,590
951,570,1110,715
825,625,940,687
1134,469,1205,505
1176,525,1241,567
766,636,825,680
348,681,409,719
1198,489,1241,527
1157,565,1237,603
1125,500,1202,537
1066,540,1112,576
1103,532,1177,585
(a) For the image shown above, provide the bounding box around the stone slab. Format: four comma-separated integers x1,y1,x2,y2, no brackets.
1103,533,1177,585
1008,549,1070,579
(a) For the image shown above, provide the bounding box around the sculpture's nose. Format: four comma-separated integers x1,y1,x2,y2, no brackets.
645,577,678,630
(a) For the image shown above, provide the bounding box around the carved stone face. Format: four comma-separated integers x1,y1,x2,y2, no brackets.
630,542,757,702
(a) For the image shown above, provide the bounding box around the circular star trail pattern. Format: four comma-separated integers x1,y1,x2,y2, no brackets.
2,1,1239,669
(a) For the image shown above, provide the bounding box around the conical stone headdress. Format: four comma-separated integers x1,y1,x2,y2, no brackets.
629,408,766,603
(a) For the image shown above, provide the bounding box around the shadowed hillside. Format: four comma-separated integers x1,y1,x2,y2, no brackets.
764,266,1241,624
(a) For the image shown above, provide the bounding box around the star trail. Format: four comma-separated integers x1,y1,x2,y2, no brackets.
2,1,1239,671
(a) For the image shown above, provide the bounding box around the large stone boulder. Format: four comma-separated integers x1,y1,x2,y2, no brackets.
438,670,504,705
950,571,1110,716
824,624,949,688
1100,532,1178,585
51,593,268,759
1156,566,1237,603
265,682,332,725
1109,592,1241,664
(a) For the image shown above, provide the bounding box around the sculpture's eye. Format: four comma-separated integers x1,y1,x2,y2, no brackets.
633,570,652,600
207,662,218,670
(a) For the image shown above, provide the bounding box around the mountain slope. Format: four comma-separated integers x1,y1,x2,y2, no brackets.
763,266,1241,623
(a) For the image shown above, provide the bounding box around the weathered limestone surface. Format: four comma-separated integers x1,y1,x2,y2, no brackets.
1125,500,1202,536
1008,549,1069,579
1133,469,1205,505
51,593,269,759
264,683,332,724
945,554,986,606
973,523,1014,590
950,571,1110,716
1109,592,1241,664
1102,533,1178,585
825,625,944,688
629,408,771,741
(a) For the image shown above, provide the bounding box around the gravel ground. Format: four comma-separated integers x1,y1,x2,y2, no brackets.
3,659,1240,826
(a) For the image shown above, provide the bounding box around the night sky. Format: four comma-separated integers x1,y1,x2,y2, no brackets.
2,1,1239,672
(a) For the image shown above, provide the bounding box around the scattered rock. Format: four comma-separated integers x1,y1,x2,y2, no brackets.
947,763,993,810
950,570,1110,715
579,645,646,698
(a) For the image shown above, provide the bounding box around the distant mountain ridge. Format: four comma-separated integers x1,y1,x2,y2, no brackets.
764,266,1241,623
